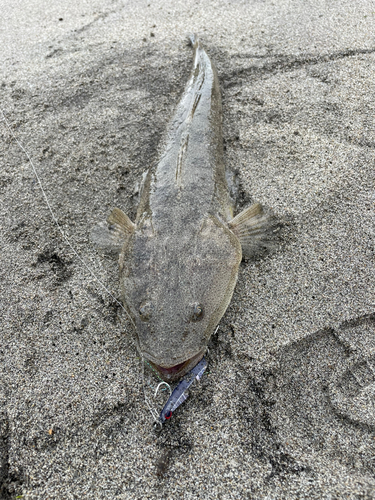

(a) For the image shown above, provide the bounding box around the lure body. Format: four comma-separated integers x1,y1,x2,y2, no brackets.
159,357,207,423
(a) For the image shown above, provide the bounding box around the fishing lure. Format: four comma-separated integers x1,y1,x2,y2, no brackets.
158,357,207,424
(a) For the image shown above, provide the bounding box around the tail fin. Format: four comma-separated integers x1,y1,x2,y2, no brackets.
188,34,202,68
188,34,201,50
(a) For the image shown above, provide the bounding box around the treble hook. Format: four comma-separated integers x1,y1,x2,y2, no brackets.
154,381,172,398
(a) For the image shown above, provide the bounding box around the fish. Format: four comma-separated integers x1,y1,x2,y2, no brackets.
92,35,277,382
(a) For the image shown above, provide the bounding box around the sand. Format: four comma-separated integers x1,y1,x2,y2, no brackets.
1,0,375,498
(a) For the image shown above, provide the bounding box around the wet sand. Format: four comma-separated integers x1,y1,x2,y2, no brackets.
1,0,375,498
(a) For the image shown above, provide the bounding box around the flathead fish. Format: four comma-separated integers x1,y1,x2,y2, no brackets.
92,36,276,381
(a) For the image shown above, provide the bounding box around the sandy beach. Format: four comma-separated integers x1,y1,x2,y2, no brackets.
1,0,375,498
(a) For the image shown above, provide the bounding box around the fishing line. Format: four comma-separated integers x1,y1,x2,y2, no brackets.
1,109,163,423
0,109,135,329
141,355,163,427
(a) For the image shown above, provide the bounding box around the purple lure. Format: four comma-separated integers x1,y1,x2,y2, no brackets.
159,357,207,424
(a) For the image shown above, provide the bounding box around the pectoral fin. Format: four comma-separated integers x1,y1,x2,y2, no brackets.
91,208,135,255
228,203,279,259
107,208,135,233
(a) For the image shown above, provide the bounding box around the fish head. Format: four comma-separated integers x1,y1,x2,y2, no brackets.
120,215,242,381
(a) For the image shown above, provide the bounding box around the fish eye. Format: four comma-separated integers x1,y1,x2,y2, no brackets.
191,302,204,322
139,302,153,322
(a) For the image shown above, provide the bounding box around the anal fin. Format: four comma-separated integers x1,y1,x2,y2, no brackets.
228,203,279,259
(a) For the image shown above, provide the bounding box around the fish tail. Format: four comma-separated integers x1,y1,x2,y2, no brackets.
187,34,202,68
187,34,200,50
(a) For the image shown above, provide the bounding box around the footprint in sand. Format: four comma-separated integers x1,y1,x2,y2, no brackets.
328,314,375,428
267,313,375,473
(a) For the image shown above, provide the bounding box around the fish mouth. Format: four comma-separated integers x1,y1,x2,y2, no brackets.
148,350,205,382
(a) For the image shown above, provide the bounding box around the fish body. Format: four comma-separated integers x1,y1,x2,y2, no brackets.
93,37,276,381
